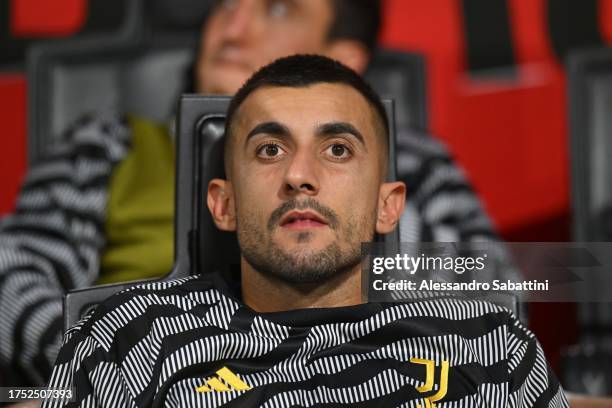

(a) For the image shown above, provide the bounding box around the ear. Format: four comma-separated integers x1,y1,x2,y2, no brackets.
324,40,370,74
207,178,236,231
375,181,406,235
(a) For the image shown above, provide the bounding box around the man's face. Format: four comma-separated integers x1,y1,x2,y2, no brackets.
225,83,388,283
197,0,334,94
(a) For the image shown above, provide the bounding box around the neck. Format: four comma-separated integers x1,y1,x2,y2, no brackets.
241,260,363,312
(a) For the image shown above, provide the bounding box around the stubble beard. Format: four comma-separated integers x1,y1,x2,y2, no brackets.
237,200,369,284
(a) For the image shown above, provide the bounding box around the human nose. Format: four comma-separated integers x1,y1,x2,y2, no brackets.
283,150,320,197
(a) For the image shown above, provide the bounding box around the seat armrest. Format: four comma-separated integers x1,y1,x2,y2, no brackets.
63,279,154,330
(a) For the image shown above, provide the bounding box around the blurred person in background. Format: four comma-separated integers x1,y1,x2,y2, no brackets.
0,0,513,386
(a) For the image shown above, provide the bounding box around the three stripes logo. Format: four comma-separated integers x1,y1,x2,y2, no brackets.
196,367,252,393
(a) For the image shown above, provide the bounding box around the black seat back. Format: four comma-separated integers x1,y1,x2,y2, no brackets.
27,37,195,164
570,47,612,243
27,0,214,164
567,45,612,347
568,47,612,329
561,46,612,395
365,49,427,132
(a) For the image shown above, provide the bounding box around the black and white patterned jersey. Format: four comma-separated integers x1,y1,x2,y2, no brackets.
43,271,567,407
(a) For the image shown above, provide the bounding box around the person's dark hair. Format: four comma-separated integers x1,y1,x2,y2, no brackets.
224,54,389,177
328,0,382,54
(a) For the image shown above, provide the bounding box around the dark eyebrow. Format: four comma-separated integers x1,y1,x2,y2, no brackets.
316,122,365,146
245,121,291,143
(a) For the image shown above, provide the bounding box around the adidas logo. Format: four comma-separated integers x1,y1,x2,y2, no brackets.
196,367,252,393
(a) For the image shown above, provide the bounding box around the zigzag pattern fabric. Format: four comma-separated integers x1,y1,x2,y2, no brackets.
0,115,130,385
43,273,568,407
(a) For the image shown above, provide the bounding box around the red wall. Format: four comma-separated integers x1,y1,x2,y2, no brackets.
10,0,85,37
0,76,26,215
0,0,86,214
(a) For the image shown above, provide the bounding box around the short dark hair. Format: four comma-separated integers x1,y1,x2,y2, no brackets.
224,54,389,177
328,0,382,54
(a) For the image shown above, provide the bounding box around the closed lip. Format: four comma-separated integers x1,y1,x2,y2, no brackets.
279,210,328,227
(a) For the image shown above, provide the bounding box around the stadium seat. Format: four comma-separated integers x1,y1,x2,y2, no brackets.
568,46,612,331
569,47,612,244
563,46,612,396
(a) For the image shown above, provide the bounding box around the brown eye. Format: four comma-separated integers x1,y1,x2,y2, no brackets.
257,143,285,159
325,143,352,160
266,145,278,156
331,145,346,157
